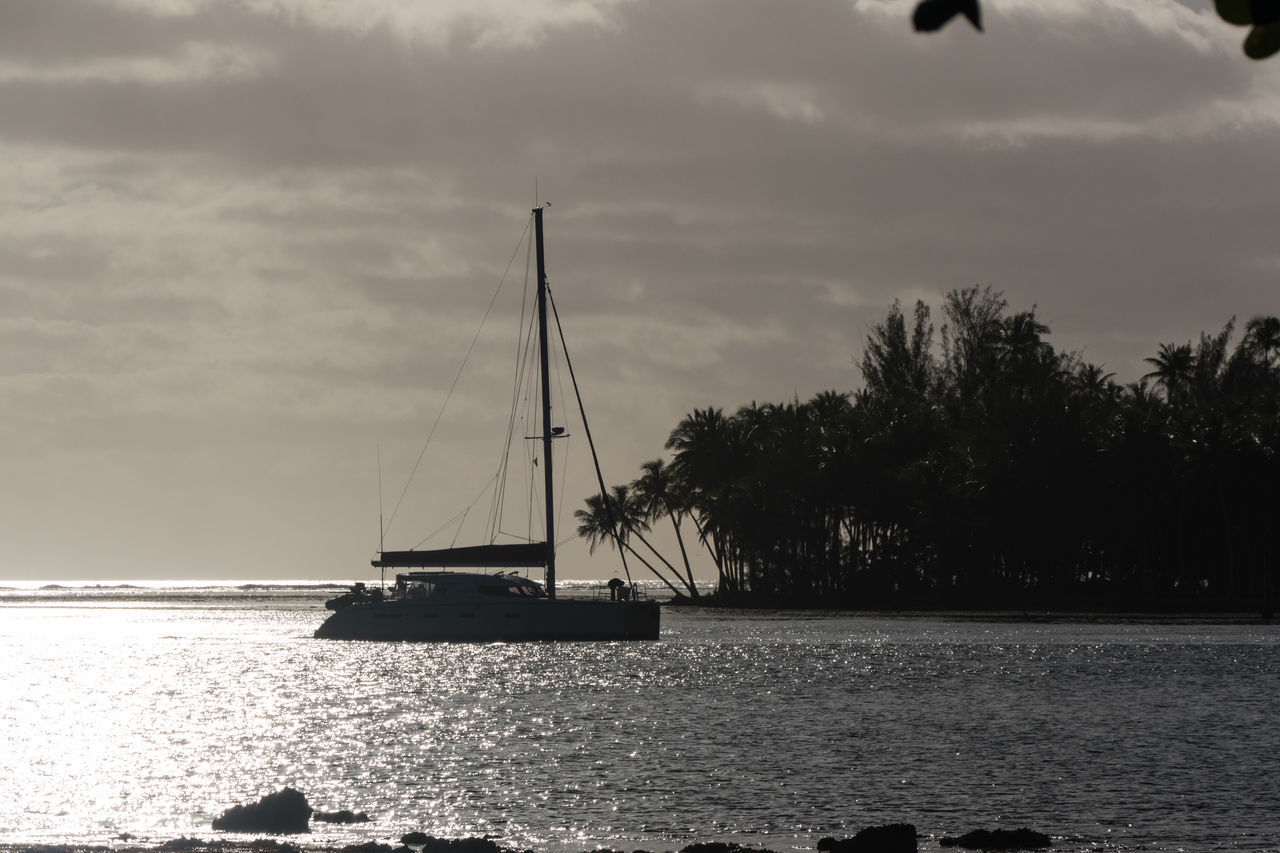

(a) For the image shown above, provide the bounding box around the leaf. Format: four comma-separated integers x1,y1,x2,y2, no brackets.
1216,0,1253,25
1216,0,1280,25
1253,0,1280,25
912,0,983,33
1244,21,1280,57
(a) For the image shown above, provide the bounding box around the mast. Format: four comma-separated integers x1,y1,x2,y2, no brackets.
533,206,557,598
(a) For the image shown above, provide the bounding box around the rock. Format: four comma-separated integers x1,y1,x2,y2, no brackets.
340,844,394,853
248,842,305,853
211,788,313,834
314,809,372,824
398,836,505,853
420,837,502,853
818,823,918,853
679,844,779,853
939,828,1052,850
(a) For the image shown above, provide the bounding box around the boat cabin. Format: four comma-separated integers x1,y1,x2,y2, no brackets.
392,571,549,602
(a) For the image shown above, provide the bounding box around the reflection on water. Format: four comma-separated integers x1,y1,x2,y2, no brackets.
1,590,1278,852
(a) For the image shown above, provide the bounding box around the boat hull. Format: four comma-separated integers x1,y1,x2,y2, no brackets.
314,597,660,641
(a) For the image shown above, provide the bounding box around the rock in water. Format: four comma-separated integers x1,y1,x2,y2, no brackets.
212,787,313,834
818,823,918,853
420,838,502,853
939,828,1051,850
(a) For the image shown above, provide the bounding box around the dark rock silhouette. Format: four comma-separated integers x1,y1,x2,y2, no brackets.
819,823,918,853
397,835,506,853
211,788,312,834
939,828,1052,849
314,809,371,824
679,843,780,853
420,837,503,853
339,843,393,853
163,839,304,853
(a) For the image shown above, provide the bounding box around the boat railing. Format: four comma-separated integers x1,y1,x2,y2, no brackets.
592,583,647,602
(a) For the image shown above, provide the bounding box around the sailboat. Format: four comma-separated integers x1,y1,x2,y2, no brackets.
314,207,661,641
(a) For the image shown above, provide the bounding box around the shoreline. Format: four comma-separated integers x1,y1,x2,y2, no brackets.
665,594,1277,620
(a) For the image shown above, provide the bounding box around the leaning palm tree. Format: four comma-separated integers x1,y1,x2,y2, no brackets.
575,487,684,597
632,459,699,598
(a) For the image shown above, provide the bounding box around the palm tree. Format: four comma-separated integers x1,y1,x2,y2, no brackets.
632,459,700,598
1073,362,1117,398
1231,316,1280,398
1143,342,1195,404
575,488,683,597
666,407,743,592
1243,316,1280,365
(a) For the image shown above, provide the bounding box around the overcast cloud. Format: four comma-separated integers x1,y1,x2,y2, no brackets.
1,0,1276,581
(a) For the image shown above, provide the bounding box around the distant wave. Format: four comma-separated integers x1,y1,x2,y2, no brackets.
0,581,351,611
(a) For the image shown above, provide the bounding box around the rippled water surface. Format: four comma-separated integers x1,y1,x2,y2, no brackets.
1,584,1278,852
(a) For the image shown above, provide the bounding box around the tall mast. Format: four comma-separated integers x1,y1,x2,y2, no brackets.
533,206,556,598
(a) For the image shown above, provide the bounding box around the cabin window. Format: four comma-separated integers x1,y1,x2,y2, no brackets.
478,585,529,597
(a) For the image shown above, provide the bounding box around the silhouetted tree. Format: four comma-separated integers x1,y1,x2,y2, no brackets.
575,487,684,597
592,289,1280,612
632,458,700,598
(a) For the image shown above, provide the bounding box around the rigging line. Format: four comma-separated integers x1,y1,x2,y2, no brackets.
448,508,469,548
550,334,573,542
490,309,538,543
489,269,539,543
511,311,542,544
546,285,634,585
511,297,543,540
383,217,532,543
489,222,537,543
412,473,501,551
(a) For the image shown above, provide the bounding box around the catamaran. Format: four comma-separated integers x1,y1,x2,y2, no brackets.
315,207,661,641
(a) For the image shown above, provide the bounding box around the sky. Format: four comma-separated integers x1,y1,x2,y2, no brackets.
1,0,1277,583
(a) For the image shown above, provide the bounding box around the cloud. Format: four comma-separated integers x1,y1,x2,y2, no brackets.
1,0,1278,578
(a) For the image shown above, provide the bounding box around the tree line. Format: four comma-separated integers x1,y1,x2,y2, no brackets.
577,287,1280,611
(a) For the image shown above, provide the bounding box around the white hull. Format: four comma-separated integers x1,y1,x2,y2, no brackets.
315,597,660,641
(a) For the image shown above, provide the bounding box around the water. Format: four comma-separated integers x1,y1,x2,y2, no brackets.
1,582,1278,852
